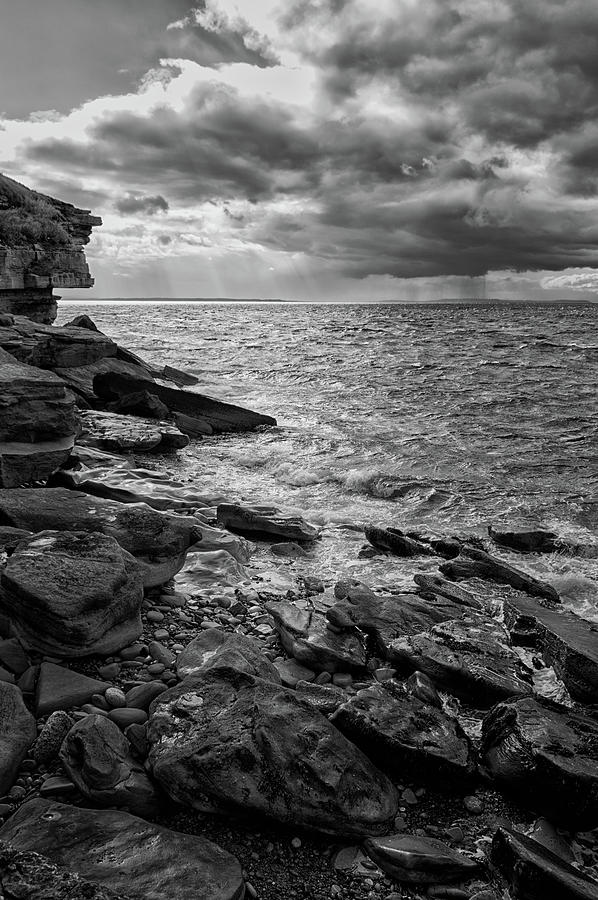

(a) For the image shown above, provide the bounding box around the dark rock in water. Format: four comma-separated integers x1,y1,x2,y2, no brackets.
330,682,477,784
491,826,598,900
414,573,485,611
106,388,170,420
363,834,480,884
1,530,143,657
60,715,160,817
217,502,319,541
94,369,276,434
0,842,129,900
488,525,561,554
148,665,398,836
0,487,200,588
65,313,100,331
0,798,245,900
405,670,443,708
162,364,198,387
440,547,560,602
176,630,281,682
78,410,189,452
0,682,36,793
389,615,533,706
365,525,437,557
266,601,367,673
481,697,598,830
31,711,74,765
35,663,109,717
502,593,598,704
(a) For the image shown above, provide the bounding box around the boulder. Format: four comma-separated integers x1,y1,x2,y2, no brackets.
481,697,598,830
266,600,367,673
0,843,128,900
176,549,249,594
94,370,276,434
330,682,477,784
0,682,36,793
78,410,189,452
176,630,280,682
503,593,598,703
491,826,598,900
363,834,480,885
0,487,200,588
440,547,560,602
148,665,398,836
0,316,115,368
488,524,562,553
54,357,161,404
60,715,160,817
35,663,109,717
414,573,485,611
0,799,245,900
364,525,437,557
1,531,144,657
31,711,74,765
388,615,533,706
217,502,319,541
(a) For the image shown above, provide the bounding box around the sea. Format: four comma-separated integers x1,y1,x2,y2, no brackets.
58,300,598,623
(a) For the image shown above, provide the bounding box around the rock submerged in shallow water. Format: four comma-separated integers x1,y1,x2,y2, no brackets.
491,826,598,900
365,524,438,557
175,630,281,682
330,682,477,784
217,502,319,541
0,682,36,794
0,799,245,900
148,665,398,836
481,697,598,830
78,409,189,452
488,524,561,553
440,546,560,602
60,715,160,817
414,573,485,611
363,834,480,884
266,600,367,673
1,530,143,657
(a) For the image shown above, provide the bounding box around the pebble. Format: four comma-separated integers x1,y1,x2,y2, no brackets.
120,644,147,661
463,795,484,815
0,803,12,818
393,816,407,831
374,667,396,682
97,662,120,679
90,693,110,711
108,708,148,728
104,687,127,709
147,662,166,676
332,673,352,688
401,788,418,805
146,610,165,623
148,641,175,667
291,837,302,849
39,775,77,797
153,629,170,641
445,826,464,844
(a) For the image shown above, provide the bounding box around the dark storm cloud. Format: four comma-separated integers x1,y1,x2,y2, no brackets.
115,194,169,215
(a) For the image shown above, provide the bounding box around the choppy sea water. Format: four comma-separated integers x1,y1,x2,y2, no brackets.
59,301,598,620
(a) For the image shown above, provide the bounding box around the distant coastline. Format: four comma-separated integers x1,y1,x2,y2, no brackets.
60,296,597,305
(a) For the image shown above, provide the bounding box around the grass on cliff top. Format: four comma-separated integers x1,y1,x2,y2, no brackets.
0,174,70,248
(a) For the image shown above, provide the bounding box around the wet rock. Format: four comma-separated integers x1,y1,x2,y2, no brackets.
266,600,367,673
1,530,143,657
294,680,346,715
78,410,189,452
176,549,248,593
217,502,319,542
175,630,281,682
148,665,398,836
405,671,443,708
529,818,576,863
365,525,437,557
105,388,170,420
389,615,533,705
271,542,309,558
488,525,562,553
0,682,36,793
440,547,560,602
481,697,598,830
330,682,477,784
0,843,128,900
94,369,276,434
191,524,252,563
35,663,109,717
0,637,29,675
54,356,163,404
491,825,598,900
31,711,74,765
125,681,168,710
503,593,598,703
0,487,200,588
108,708,148,729
0,798,245,900
363,834,480,884
60,715,160,817
414,573,485,612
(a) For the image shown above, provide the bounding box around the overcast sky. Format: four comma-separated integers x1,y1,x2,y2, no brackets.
2,0,598,300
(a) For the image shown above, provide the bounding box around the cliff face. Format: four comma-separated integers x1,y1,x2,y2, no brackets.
0,175,102,323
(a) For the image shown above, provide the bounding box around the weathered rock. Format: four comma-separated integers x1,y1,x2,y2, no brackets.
0,637,29,675
491,826,598,900
331,682,477,784
365,525,437,557
65,313,100,331
31,711,74,765
60,715,160,817
125,681,167,711
54,357,161,404
106,388,170,420
363,834,480,884
414,573,485,611
488,524,562,553
35,663,109,717
481,697,598,830
1,530,144,657
275,658,316,688
78,410,189,452
0,487,200,588
404,671,442,708
148,665,398,836
0,799,245,900
503,593,598,703
388,615,533,705
0,682,36,793
0,842,128,900
176,548,249,594
94,370,276,434
266,600,367,673
217,502,319,541
176,630,280,682
294,680,346,715
440,547,560,602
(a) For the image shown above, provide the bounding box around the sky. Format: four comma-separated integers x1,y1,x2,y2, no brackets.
2,0,598,301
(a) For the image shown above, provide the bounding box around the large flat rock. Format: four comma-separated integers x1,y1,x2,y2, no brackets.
0,487,200,588
217,503,319,541
266,600,367,673
440,547,560,602
35,663,109,716
0,799,245,900
78,410,188,452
